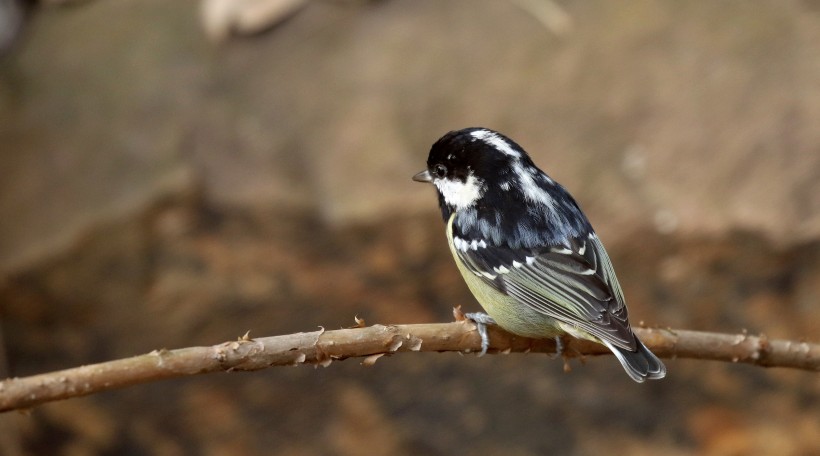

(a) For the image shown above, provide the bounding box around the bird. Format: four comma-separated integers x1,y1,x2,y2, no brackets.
413,127,666,382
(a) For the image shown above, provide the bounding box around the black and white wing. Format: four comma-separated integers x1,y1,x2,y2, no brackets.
452,231,636,351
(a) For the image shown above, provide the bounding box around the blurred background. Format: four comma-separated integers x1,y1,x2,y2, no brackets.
1,0,819,454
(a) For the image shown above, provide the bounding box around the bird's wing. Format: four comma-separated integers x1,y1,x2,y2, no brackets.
453,233,636,350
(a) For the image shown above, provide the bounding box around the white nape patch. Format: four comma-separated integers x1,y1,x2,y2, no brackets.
470,129,521,158
470,129,556,202
513,161,555,206
435,172,485,210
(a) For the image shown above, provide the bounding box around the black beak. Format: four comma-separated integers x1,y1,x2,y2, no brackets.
412,170,433,183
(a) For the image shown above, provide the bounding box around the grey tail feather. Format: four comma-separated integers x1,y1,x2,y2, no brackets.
603,338,666,383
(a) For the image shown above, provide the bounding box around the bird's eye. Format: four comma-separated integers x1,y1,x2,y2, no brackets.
433,164,448,178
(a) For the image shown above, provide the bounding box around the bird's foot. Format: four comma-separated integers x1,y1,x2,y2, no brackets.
464,312,497,357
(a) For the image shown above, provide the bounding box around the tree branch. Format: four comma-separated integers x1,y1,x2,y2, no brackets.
1,316,818,413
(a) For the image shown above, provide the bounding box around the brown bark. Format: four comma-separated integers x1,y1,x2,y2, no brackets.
1,319,817,413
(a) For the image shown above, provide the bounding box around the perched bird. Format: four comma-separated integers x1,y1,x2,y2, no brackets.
413,128,665,382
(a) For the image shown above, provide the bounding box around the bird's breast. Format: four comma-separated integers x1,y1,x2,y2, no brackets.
445,213,563,339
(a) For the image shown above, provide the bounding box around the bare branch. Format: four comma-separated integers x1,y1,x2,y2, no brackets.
1,321,817,413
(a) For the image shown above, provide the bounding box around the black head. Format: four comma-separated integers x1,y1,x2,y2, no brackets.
413,128,545,212
413,127,592,247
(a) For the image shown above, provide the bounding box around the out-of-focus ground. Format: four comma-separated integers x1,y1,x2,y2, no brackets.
1,0,818,454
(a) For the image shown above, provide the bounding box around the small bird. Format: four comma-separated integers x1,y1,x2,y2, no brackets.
413,128,665,382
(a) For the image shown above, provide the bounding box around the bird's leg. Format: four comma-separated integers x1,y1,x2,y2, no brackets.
552,335,564,359
464,312,497,356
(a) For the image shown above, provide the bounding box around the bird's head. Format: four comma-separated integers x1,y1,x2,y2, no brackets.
413,128,555,216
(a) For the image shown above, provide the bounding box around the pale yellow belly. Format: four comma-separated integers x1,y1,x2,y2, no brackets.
445,214,563,340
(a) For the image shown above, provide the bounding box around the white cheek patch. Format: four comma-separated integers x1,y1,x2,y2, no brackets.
470,129,521,158
435,173,486,210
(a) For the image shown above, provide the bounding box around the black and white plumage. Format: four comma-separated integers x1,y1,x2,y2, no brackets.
414,127,666,382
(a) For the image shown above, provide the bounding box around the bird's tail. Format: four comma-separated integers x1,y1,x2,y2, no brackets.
603,338,666,383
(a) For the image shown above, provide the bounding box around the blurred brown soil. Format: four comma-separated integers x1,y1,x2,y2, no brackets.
1,197,818,455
